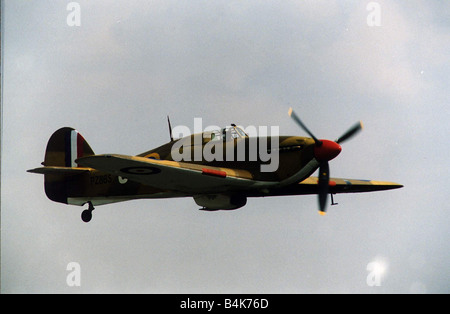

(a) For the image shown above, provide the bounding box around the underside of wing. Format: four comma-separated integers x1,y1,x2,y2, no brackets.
76,154,264,194
246,176,403,197
301,177,403,194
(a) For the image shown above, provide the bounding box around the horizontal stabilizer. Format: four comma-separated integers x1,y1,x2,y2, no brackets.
27,166,91,175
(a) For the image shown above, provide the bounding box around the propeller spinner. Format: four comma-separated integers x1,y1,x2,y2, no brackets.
288,107,363,215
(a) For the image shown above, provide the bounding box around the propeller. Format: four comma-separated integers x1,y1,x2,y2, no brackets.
317,161,330,216
288,107,363,215
288,107,322,145
335,121,364,144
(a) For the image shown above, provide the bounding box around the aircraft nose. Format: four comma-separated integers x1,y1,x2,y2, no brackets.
314,140,342,161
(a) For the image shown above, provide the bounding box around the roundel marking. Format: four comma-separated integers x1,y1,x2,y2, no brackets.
146,153,161,160
120,166,161,175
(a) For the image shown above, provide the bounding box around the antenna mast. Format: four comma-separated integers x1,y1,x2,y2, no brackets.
167,116,174,142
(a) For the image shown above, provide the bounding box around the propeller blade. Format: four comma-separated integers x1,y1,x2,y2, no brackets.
335,121,363,144
318,161,330,215
288,107,322,146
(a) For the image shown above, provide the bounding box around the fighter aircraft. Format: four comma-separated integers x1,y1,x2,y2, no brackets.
28,108,402,222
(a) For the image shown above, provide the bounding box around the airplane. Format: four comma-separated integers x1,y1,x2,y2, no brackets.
28,108,403,222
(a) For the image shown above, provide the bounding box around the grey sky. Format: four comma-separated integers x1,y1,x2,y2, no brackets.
2,0,449,293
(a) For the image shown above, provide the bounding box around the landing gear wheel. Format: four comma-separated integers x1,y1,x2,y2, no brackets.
81,210,92,222
81,201,95,223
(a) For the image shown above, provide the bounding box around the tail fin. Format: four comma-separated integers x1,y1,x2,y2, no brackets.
29,127,95,204
43,127,95,167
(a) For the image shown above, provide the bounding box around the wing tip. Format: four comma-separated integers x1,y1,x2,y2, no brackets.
372,181,403,189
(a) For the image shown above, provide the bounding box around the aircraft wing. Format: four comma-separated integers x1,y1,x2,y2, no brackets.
76,154,268,194
300,177,402,194
247,176,403,197
76,154,402,196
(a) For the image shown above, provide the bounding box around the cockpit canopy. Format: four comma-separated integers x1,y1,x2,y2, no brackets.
206,124,249,142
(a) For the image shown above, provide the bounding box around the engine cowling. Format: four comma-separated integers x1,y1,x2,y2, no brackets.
194,194,247,211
